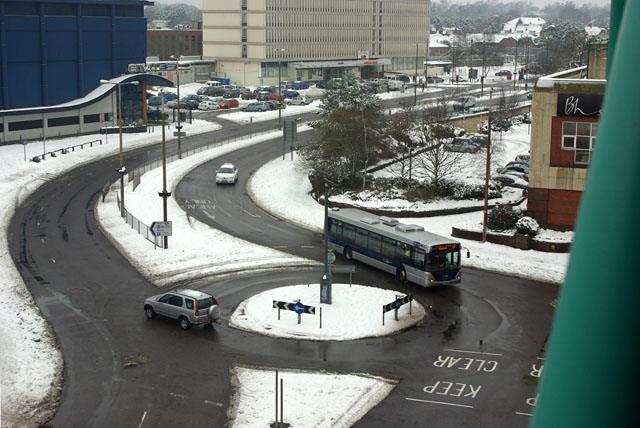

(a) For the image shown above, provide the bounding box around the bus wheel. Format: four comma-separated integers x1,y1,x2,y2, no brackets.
397,267,408,283
344,247,352,260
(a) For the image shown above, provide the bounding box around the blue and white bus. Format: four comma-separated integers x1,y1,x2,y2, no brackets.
327,208,465,287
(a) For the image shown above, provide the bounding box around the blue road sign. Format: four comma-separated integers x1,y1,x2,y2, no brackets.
294,301,304,314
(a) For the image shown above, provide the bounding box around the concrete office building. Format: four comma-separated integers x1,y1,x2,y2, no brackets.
202,0,430,86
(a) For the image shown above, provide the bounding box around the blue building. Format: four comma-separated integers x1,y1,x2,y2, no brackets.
0,0,152,110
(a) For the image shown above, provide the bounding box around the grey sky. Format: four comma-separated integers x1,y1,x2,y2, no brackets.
153,0,610,7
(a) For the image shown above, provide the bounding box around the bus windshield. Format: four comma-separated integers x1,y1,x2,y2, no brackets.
427,250,460,271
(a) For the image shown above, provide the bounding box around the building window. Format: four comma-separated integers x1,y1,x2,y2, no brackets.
562,121,598,165
242,29,247,42
48,116,80,128
242,0,247,11
242,13,247,26
242,44,247,58
9,119,43,132
45,3,77,16
4,2,39,15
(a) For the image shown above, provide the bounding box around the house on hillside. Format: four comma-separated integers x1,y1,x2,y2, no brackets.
502,17,545,39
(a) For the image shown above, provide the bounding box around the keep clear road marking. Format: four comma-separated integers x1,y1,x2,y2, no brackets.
406,398,474,409
443,348,503,357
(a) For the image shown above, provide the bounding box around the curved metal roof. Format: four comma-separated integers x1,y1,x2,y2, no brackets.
0,74,174,117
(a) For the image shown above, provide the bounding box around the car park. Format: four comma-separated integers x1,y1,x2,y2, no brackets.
444,137,480,153
216,162,238,184
218,98,239,109
492,174,528,190
198,100,220,111
286,95,312,105
144,289,221,330
242,102,269,112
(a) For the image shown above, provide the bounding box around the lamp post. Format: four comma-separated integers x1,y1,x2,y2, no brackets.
275,48,285,130
101,79,138,218
414,42,421,106
170,55,182,159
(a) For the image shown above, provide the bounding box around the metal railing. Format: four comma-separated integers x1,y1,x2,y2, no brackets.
117,194,164,247
31,139,103,162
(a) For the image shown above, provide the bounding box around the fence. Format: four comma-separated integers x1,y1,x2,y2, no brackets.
116,194,164,247
31,138,103,162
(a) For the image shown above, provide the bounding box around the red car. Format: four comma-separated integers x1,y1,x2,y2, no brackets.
218,98,239,109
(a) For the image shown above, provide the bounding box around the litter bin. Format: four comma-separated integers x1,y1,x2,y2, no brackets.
506,72,512,80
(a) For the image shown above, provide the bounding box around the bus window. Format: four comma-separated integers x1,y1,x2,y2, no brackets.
381,237,395,258
411,249,426,270
369,232,382,253
397,242,411,263
355,228,368,248
343,224,356,243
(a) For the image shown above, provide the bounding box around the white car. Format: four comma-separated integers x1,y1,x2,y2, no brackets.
198,100,220,111
166,99,178,108
286,95,312,105
215,163,238,184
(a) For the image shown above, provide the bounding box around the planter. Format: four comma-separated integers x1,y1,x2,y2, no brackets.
515,233,531,250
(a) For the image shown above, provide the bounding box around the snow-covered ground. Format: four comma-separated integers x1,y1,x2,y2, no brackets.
1,79,564,427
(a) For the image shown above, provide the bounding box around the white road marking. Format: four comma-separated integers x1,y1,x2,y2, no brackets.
516,411,533,417
241,209,261,218
138,411,147,428
301,245,315,249
204,400,224,407
443,348,503,357
406,397,474,409
537,357,546,360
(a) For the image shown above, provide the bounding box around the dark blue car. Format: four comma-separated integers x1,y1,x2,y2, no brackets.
290,81,310,90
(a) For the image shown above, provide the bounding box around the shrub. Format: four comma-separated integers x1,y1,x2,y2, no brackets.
487,204,521,231
515,216,540,236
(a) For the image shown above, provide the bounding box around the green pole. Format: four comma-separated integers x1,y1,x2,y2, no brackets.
607,0,625,78
532,1,640,427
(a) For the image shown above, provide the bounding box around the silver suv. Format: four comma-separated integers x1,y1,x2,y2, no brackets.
144,289,221,330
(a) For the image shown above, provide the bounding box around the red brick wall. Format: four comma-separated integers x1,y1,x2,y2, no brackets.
527,187,582,230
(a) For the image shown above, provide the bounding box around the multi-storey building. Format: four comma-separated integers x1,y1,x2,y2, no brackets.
147,28,203,61
527,41,607,230
202,0,430,86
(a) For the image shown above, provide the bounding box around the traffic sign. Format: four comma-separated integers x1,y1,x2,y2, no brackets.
294,301,304,314
173,131,186,137
327,250,336,264
150,221,172,237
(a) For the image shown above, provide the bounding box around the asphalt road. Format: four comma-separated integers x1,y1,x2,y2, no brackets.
7,83,553,427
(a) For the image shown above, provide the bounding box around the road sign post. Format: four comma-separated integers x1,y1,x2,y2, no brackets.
273,300,315,325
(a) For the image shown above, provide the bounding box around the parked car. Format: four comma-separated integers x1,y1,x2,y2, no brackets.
166,99,178,108
444,137,480,153
497,162,529,175
452,96,477,111
315,80,334,89
223,89,242,98
521,112,532,124
147,96,164,106
290,81,310,90
242,102,269,112
264,100,284,110
468,134,488,148
157,91,177,101
503,170,529,182
144,289,221,330
218,98,239,109
495,70,511,76
256,91,273,101
283,89,300,99
180,97,199,110
492,174,528,190
515,154,530,162
286,95,312,105
241,91,257,100
526,91,533,100
198,100,220,111
280,81,294,89
216,162,238,184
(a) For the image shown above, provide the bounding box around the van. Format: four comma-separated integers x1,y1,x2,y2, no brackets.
381,75,405,90
205,80,222,88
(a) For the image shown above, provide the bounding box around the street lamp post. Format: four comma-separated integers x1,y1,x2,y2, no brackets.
414,42,420,106
101,79,138,218
171,55,182,159
275,48,285,130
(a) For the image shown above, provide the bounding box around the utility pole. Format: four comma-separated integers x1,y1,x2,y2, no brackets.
176,57,182,159
482,89,493,243
159,96,171,249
